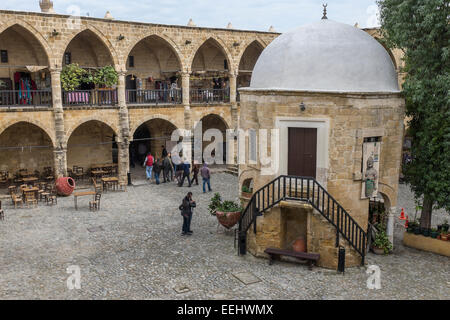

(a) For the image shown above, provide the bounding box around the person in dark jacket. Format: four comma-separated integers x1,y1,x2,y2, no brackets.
161,145,168,158
178,158,191,187
179,192,196,235
153,158,163,185
162,155,173,182
191,162,200,185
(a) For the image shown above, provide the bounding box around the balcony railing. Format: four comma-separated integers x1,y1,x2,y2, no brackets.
62,89,118,107
190,88,230,104
126,89,182,105
0,90,52,108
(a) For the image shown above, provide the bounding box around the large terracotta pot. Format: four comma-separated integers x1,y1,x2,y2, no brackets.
56,177,76,196
216,211,241,229
292,236,306,253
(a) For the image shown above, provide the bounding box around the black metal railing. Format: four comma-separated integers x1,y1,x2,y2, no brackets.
190,88,230,104
62,89,118,106
0,90,52,108
238,175,368,265
126,89,181,105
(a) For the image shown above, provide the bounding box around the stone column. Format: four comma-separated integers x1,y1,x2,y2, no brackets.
117,71,130,185
50,68,67,178
182,71,192,129
229,71,237,104
386,206,396,249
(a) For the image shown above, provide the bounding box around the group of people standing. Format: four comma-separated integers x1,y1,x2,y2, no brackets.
142,146,213,193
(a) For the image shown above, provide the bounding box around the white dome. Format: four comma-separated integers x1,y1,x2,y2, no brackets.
250,19,399,93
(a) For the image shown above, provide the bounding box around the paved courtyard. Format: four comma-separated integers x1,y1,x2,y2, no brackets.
0,172,448,300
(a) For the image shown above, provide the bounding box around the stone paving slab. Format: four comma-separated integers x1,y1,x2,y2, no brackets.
0,174,448,300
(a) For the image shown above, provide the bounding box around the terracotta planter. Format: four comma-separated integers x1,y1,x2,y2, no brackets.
292,236,306,253
216,211,241,229
372,247,385,255
56,177,76,196
441,234,449,241
241,192,252,199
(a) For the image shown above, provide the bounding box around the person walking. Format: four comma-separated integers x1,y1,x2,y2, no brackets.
200,163,212,193
161,145,168,158
162,155,173,182
178,158,191,187
191,162,200,185
179,192,196,236
153,158,162,185
143,152,154,181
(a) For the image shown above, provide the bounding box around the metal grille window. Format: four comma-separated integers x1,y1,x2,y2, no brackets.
64,52,71,65
0,50,7,63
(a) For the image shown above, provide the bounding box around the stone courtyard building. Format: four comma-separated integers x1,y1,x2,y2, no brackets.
0,2,404,188
237,18,405,269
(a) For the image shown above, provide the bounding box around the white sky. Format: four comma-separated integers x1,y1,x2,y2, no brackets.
1,0,381,32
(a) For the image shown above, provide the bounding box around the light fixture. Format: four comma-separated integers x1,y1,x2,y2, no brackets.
300,102,306,111
117,34,125,41
233,42,240,47
185,40,192,45
51,29,59,37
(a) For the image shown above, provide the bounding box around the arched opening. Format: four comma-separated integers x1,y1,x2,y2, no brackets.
0,24,51,107
197,114,228,164
191,38,231,103
66,120,117,182
0,122,54,186
126,35,181,104
62,29,117,106
130,119,178,179
238,41,264,90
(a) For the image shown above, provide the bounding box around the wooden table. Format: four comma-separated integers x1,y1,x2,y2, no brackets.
73,191,96,210
22,187,39,200
91,170,107,179
101,177,119,192
23,177,39,185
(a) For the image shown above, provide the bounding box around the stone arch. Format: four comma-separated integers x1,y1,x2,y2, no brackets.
189,36,233,72
60,25,120,69
195,111,231,130
130,114,179,137
123,33,184,71
0,118,56,148
378,182,397,209
64,117,119,146
0,19,52,68
235,38,266,71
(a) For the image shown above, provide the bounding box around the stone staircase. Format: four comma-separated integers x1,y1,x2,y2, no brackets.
224,165,239,176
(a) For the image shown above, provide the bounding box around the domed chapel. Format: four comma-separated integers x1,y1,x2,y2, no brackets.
237,14,405,269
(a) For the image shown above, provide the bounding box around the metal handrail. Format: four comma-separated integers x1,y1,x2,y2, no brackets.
238,175,368,265
190,88,230,103
0,89,52,108
62,89,118,106
126,89,181,105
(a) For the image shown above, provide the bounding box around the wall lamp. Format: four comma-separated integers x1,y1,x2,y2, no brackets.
117,34,125,41
233,42,240,47
300,102,306,111
51,29,59,37
185,40,192,45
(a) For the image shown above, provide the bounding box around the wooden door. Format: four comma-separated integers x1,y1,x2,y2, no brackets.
288,128,317,177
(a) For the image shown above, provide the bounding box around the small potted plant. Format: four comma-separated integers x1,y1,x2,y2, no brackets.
371,230,393,255
430,228,439,239
215,199,243,229
208,193,222,216
407,221,418,234
440,231,448,241
422,228,430,237
441,220,449,233
241,185,253,199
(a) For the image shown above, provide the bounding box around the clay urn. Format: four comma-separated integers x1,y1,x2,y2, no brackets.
292,236,306,252
56,177,76,196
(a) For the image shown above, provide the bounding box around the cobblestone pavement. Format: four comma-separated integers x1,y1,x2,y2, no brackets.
0,173,448,300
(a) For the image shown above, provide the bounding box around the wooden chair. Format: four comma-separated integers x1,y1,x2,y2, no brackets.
0,171,9,187
38,182,47,202
0,200,4,221
24,191,38,208
46,188,57,206
89,193,102,211
8,185,17,196
91,178,102,193
118,182,127,192
73,166,85,182
11,193,23,208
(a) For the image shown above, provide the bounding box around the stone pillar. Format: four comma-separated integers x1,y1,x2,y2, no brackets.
229,71,237,104
182,71,192,129
50,68,67,178
386,207,396,249
117,71,130,185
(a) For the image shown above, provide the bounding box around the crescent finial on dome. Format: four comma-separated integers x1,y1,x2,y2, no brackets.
322,3,328,20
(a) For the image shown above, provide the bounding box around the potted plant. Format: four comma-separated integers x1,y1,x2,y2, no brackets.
422,228,430,237
371,230,393,255
213,197,243,229
430,228,439,239
94,65,118,88
61,63,86,92
241,185,253,199
440,231,448,241
441,220,449,233
407,220,418,233
208,193,222,216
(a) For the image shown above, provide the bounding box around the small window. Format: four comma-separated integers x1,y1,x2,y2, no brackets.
128,56,134,68
224,59,228,70
64,52,71,65
0,50,8,63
